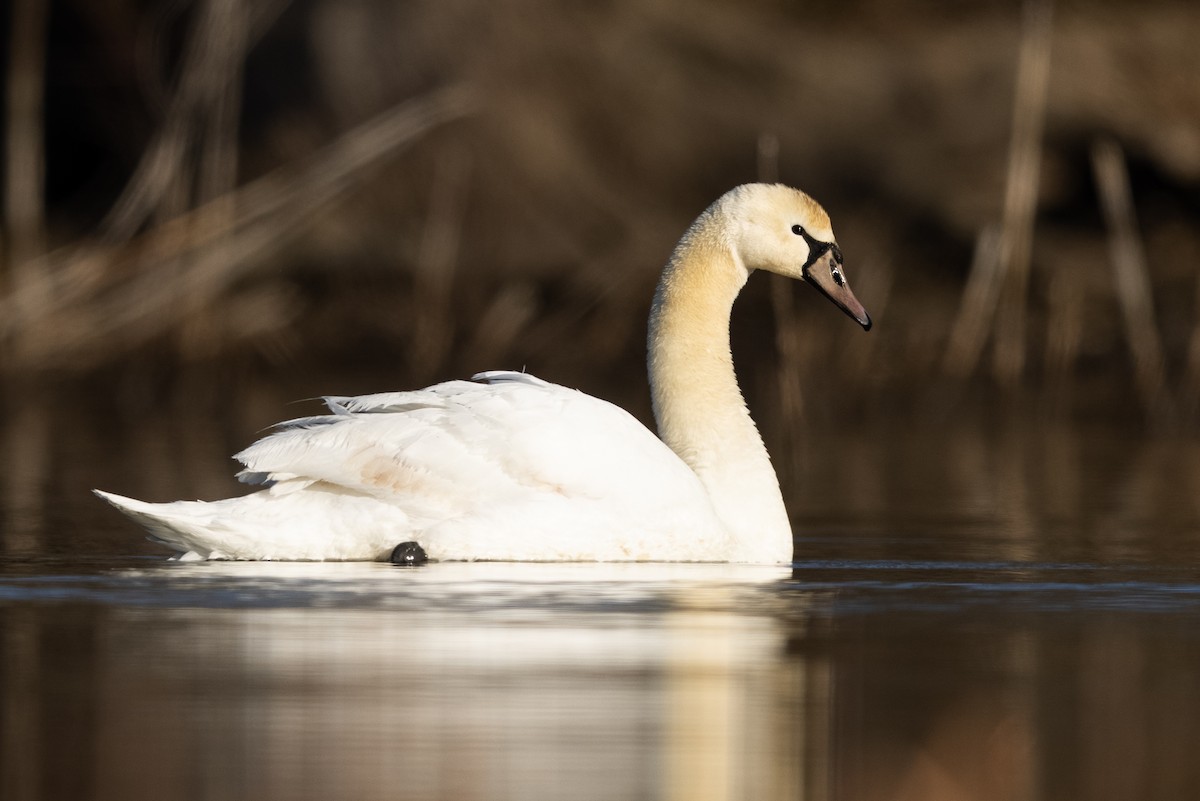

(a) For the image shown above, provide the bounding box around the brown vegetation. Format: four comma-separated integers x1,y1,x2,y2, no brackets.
2,0,1199,427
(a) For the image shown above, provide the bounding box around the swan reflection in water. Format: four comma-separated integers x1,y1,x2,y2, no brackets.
4,555,1200,800
77,562,801,801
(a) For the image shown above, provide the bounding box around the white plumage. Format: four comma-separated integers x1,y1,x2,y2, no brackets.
98,372,727,561
97,184,871,563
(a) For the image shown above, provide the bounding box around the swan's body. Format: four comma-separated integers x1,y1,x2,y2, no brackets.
97,183,871,563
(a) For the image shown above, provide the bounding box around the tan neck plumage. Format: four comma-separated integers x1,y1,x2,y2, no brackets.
646,208,793,563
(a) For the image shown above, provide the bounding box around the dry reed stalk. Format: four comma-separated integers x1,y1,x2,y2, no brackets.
412,146,472,377
1,87,474,367
103,3,217,240
197,0,247,207
943,224,1004,377
992,0,1053,387
1182,274,1200,422
3,0,49,294
1090,137,1169,422
103,0,246,240
103,0,287,243
179,0,250,357
1043,268,1083,415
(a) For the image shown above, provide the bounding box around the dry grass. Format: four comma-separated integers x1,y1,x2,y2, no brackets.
3,0,49,291
943,225,1004,379
1091,137,1171,423
992,0,1054,389
0,85,473,367
2,0,1199,426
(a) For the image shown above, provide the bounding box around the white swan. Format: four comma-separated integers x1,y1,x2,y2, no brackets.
96,183,871,563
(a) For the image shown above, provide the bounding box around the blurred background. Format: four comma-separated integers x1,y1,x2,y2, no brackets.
2,0,1198,422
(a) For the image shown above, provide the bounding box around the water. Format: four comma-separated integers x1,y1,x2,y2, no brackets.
2,386,1200,800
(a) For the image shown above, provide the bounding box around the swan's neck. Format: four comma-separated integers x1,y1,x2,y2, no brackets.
647,221,792,563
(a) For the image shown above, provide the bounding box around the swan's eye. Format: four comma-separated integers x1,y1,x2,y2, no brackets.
791,224,805,236
831,265,845,287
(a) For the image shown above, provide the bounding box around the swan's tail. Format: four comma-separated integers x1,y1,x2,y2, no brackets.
93,490,214,559
94,487,412,561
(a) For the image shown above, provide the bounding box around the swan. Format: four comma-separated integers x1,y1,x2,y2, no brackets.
95,183,871,563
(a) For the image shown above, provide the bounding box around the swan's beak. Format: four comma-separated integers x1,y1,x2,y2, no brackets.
803,247,872,331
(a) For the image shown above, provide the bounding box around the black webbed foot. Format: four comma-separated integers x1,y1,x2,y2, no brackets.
390,541,428,566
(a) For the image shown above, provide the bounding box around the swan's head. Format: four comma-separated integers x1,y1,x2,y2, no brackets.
725,183,872,330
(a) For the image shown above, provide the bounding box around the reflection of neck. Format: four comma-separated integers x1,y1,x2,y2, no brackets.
647,219,792,563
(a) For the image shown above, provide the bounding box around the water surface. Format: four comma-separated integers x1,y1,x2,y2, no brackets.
2,390,1200,801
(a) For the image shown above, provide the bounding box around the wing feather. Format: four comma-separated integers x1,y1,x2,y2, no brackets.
233,375,710,534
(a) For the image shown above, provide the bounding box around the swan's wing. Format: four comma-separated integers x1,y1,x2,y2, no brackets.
234,374,708,526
